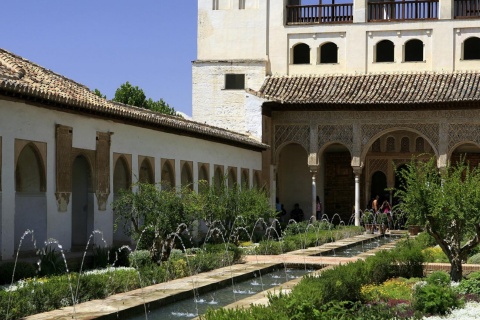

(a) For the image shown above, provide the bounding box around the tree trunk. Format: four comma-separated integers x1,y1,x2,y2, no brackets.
450,257,463,282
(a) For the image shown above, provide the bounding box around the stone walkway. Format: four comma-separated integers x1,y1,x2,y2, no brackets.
25,234,401,320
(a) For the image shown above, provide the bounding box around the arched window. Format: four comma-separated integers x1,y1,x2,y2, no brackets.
415,137,425,153
386,137,396,152
139,159,154,184
161,161,175,190
320,42,338,64
214,166,223,190
293,43,310,64
16,144,45,192
113,157,130,193
228,167,237,189
400,137,410,153
404,39,423,62
464,37,480,60
181,162,193,191
375,40,394,63
241,169,249,188
253,171,261,189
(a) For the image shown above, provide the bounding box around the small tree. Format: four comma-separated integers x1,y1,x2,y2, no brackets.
396,156,480,281
112,183,197,263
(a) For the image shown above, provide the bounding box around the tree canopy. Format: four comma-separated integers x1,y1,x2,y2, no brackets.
93,81,177,116
396,156,480,281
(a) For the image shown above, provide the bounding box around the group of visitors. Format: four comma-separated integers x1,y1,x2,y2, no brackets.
275,196,323,223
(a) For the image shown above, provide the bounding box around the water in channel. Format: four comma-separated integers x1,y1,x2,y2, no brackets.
127,268,310,320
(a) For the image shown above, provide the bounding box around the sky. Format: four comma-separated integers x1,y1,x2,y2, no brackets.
2,1,197,116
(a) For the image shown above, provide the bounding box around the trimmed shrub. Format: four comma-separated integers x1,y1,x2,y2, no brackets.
467,253,480,264
128,250,152,269
0,261,37,285
413,282,462,315
426,271,451,287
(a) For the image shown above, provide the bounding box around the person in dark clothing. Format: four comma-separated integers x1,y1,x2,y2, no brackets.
290,203,304,222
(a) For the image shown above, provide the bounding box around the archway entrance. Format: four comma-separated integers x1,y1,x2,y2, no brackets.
72,156,93,248
113,157,130,245
277,143,309,221
371,171,387,206
321,143,353,222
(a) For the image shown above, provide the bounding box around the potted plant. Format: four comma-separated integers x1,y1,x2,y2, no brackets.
362,211,374,234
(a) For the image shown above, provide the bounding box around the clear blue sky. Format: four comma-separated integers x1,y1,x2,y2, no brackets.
3,1,197,116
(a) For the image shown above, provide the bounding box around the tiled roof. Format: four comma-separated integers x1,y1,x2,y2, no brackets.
249,72,480,105
0,49,267,150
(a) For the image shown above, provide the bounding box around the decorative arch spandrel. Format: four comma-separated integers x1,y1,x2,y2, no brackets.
274,124,310,159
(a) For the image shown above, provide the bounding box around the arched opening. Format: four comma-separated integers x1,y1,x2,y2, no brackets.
320,42,338,64
321,143,353,222
450,142,480,167
228,167,237,189
213,166,223,190
181,162,193,191
293,43,310,64
415,137,425,153
161,161,175,190
371,171,388,204
386,136,396,152
404,39,423,62
113,157,131,244
72,155,94,248
198,164,209,193
139,159,154,184
375,40,394,63
15,144,47,251
241,169,249,188
277,143,310,221
400,137,410,153
253,171,261,189
464,37,480,60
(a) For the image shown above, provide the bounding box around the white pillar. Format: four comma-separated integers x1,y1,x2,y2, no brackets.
309,167,318,222
353,167,362,226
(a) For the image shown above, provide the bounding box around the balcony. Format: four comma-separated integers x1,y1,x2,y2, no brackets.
286,4,353,24
455,0,480,18
368,0,439,21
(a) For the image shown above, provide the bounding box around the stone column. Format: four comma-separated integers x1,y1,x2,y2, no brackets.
353,167,363,226
310,166,318,221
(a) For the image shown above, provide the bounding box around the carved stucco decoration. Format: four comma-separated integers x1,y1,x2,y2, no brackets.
55,125,73,212
318,125,353,153
362,124,439,154
367,158,389,178
96,132,111,211
274,125,309,155
448,123,480,151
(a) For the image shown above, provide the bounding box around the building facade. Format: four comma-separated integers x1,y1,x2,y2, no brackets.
192,0,480,224
0,49,266,260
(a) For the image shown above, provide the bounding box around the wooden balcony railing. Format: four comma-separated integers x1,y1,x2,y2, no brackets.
286,4,353,24
368,0,438,21
455,0,480,18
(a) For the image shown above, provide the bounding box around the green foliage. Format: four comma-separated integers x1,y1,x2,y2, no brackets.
426,271,451,287
396,156,480,281
455,275,480,295
128,250,153,269
412,282,462,315
112,81,177,116
467,252,480,264
92,88,106,99
422,246,449,263
112,183,196,262
92,246,110,269
392,238,425,278
362,211,374,224
0,261,36,285
38,246,66,277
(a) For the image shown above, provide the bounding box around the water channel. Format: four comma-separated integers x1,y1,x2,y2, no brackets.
127,268,310,320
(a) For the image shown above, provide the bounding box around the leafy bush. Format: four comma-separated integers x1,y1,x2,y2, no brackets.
467,253,480,264
364,250,395,284
92,246,110,269
455,277,480,296
423,246,449,263
38,246,66,277
392,238,425,278
412,282,462,315
360,278,413,303
426,271,451,287
128,250,153,268
0,261,36,285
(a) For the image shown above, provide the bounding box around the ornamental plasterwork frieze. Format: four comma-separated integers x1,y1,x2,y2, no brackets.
367,158,388,178
362,124,439,151
274,125,310,154
318,125,353,153
448,123,480,150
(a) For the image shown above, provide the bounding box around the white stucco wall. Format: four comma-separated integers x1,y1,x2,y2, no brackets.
192,61,266,135
0,99,263,259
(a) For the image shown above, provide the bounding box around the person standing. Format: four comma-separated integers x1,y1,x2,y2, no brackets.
372,195,380,212
316,196,322,220
291,203,304,222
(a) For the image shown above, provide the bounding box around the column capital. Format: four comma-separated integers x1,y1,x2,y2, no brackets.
352,166,363,175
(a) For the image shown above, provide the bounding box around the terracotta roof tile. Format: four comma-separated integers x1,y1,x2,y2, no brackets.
0,49,267,150
249,73,480,105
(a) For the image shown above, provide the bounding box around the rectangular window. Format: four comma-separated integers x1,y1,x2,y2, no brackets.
225,74,245,90
239,0,246,9
213,0,219,10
